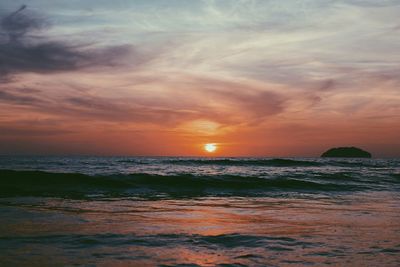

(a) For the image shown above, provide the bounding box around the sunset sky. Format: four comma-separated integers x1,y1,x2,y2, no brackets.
0,0,399,157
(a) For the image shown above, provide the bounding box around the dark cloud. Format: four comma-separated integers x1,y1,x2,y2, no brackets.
0,117,76,137
61,94,206,124
0,90,44,105
0,125,75,136
1,5,45,42
0,5,132,79
0,87,202,125
319,79,336,91
225,90,285,117
15,87,41,94
186,77,287,120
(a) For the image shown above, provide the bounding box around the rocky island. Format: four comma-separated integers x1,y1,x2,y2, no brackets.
321,147,372,158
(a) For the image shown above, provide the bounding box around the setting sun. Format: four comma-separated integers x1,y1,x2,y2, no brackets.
204,143,217,153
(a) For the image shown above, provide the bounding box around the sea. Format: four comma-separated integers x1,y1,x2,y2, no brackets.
0,156,399,266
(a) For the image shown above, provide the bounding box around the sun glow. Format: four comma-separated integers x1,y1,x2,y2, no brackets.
204,143,217,153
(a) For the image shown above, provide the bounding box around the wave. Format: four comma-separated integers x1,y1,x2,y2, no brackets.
0,169,380,199
0,233,317,250
327,161,388,168
165,158,323,167
391,173,400,179
117,158,387,168
116,159,150,164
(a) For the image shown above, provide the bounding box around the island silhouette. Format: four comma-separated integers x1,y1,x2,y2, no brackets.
321,147,371,158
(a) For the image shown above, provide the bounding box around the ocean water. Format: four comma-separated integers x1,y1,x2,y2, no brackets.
0,156,399,266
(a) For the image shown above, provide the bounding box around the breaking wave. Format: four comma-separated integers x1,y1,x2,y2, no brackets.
165,158,323,167
1,169,397,199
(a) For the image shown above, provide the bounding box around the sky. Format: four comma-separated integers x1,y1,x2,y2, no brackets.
0,0,399,157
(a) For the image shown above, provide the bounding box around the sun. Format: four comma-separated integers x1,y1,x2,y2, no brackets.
204,143,217,153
